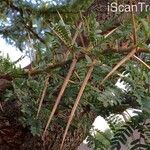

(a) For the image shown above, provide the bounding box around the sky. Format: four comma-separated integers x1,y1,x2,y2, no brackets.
0,37,31,68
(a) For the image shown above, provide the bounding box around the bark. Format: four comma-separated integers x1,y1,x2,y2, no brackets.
0,99,96,150
0,76,96,150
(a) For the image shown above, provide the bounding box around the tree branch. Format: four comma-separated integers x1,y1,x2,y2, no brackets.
6,0,46,45
103,46,149,54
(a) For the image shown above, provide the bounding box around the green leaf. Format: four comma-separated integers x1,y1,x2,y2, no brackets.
85,55,92,64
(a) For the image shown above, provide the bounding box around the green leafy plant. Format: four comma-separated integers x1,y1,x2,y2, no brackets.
0,0,150,149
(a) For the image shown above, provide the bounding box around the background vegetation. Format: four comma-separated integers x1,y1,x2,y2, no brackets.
0,0,150,149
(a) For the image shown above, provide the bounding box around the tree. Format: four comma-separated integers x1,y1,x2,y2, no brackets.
0,0,150,149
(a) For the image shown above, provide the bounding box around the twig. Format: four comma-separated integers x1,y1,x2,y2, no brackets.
42,58,77,140
103,46,149,54
24,24,46,44
0,103,4,112
6,0,46,44
104,26,118,38
100,0,138,84
58,75,75,84
12,55,25,65
36,74,50,118
130,0,137,45
60,59,96,150
64,22,83,60
133,55,150,70
74,71,81,81
25,54,85,76
72,22,83,45
100,48,137,84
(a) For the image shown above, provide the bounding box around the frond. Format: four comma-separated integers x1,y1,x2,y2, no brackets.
110,114,150,150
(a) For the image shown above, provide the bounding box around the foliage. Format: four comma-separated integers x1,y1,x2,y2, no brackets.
87,129,113,150
0,0,150,149
0,55,23,77
88,114,150,150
